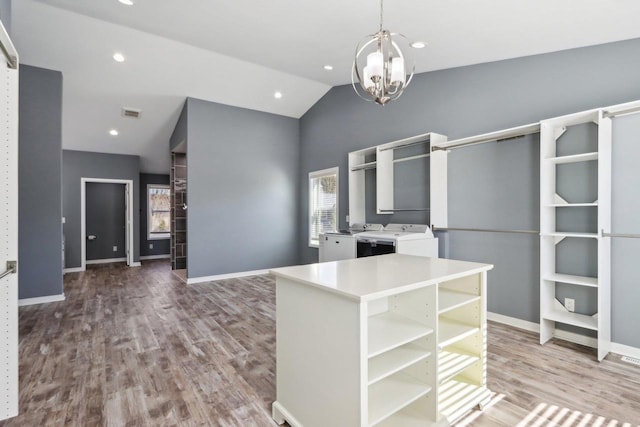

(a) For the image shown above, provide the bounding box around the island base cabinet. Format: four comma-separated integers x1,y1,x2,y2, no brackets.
273,278,364,427
270,254,493,427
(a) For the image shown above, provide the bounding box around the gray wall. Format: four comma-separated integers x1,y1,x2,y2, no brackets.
62,150,140,268
0,0,11,36
185,97,300,278
610,114,640,348
298,38,640,347
18,65,63,299
86,183,126,260
170,100,187,152
140,173,171,257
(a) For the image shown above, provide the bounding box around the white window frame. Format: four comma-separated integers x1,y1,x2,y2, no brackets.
308,167,339,248
147,184,171,240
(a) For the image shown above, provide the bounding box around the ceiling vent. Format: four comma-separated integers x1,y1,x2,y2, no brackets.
122,107,142,119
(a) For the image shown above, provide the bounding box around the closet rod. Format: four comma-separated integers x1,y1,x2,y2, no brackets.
602,231,640,239
378,139,430,152
0,22,17,69
432,123,540,152
379,208,430,212
432,226,539,235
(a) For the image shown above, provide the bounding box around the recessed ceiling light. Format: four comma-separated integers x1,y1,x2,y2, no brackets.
113,52,125,62
118,0,134,5
323,65,334,71
411,41,427,49
109,129,119,136
274,91,283,99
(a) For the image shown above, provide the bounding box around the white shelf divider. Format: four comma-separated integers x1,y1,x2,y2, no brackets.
438,319,479,349
439,378,490,423
543,273,598,288
543,309,598,331
438,289,480,314
542,231,598,239
368,372,432,427
546,152,598,164
368,312,434,358
545,202,598,207
368,343,431,385
438,350,480,384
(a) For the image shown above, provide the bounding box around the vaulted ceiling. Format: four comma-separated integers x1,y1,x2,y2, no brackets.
12,0,640,172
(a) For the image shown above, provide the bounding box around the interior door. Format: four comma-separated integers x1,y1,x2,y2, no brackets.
0,20,19,421
86,183,126,262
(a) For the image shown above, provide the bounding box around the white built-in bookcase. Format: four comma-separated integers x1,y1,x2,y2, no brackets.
539,109,612,361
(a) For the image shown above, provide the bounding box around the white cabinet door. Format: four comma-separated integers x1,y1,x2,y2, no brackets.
319,234,356,262
0,22,19,421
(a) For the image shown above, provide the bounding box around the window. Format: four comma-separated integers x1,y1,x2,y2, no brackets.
309,167,338,247
148,184,171,240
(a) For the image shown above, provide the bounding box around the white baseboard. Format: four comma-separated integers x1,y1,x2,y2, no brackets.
187,268,270,284
130,262,141,267
19,294,65,307
488,311,638,358
86,257,127,265
140,254,170,260
63,267,84,274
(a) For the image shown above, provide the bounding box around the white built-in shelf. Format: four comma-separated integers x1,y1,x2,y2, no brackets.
542,231,598,239
368,343,431,386
439,378,490,422
368,372,432,427
546,152,598,164
543,273,598,288
368,312,434,358
438,319,479,349
350,161,377,172
376,404,448,427
438,289,480,314
545,202,598,208
543,310,598,331
438,350,480,384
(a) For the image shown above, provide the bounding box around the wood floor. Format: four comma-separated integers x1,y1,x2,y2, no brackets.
1,260,639,426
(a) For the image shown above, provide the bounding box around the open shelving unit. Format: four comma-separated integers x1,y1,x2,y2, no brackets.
272,256,492,427
347,132,448,227
539,109,612,361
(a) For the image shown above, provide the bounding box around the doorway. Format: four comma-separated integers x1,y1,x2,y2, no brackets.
85,182,126,264
80,178,134,271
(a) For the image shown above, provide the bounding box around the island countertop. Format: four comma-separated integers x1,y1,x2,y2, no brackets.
269,253,493,302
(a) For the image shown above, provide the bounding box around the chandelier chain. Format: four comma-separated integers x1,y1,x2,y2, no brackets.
379,0,383,32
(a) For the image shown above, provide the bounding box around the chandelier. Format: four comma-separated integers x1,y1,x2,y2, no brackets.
352,0,415,105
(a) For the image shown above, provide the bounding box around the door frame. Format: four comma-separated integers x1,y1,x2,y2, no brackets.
80,178,134,271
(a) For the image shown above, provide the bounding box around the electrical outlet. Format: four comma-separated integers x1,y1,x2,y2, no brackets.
113,246,118,252
346,215,350,223
149,243,153,249
564,298,575,312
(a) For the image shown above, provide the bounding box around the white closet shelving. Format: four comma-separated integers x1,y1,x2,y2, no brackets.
539,109,612,361
348,133,448,226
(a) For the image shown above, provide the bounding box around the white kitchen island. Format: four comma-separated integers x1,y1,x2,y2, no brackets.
270,254,494,427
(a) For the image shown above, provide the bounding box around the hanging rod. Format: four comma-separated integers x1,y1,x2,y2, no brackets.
602,231,640,239
350,162,377,172
379,208,431,212
0,261,16,280
432,226,539,235
602,102,640,119
393,153,430,164
432,123,540,152
0,21,17,69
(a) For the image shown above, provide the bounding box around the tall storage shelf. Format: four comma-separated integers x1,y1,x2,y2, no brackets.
271,254,493,427
539,109,612,361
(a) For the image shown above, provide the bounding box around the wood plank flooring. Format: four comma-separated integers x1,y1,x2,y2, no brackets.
1,260,639,426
